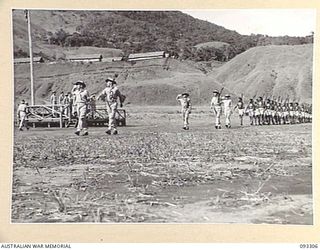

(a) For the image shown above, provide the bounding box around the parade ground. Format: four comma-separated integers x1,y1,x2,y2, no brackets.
12,106,313,224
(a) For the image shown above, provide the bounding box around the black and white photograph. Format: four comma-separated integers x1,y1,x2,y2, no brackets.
11,9,314,224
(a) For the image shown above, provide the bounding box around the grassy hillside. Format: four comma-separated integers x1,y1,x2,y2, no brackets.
14,58,228,105
12,10,313,61
210,44,313,103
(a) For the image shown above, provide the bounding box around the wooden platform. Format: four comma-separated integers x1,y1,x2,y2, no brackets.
17,104,126,128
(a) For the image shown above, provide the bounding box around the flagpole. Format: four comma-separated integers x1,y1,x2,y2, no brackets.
26,10,35,105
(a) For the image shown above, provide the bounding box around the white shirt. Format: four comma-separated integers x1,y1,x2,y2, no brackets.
100,86,121,104
17,103,27,115
72,87,89,105
176,95,191,110
222,99,232,111
211,96,221,106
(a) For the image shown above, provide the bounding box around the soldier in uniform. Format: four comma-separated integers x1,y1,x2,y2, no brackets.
97,78,124,135
281,102,289,125
50,91,57,117
256,97,265,125
288,102,295,124
176,93,192,130
264,99,272,125
72,80,89,136
245,99,256,126
234,97,245,126
221,94,232,128
294,102,301,124
17,100,29,131
270,100,276,125
210,90,222,129
276,102,283,125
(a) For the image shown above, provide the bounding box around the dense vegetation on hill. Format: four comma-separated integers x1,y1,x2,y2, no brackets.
13,10,314,61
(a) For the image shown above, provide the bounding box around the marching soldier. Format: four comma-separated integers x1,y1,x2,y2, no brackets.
256,97,265,125
72,80,89,136
210,89,223,129
300,104,307,123
97,77,124,135
294,102,301,123
264,99,272,125
307,105,312,123
245,99,256,126
176,93,192,130
17,100,29,131
270,100,277,125
234,97,245,126
276,102,283,125
288,102,295,124
222,94,232,128
281,102,289,125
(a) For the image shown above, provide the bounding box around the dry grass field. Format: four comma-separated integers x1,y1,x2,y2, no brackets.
12,106,313,224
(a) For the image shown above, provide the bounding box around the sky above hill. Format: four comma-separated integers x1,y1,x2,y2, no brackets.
183,9,315,37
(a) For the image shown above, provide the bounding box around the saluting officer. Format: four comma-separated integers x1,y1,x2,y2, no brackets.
176,93,192,130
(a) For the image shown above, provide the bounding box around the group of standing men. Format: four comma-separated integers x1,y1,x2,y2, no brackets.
176,89,312,129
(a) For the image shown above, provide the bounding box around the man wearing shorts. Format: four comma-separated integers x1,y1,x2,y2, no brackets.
176,93,192,130
72,80,89,136
97,78,124,135
210,90,222,129
234,97,245,126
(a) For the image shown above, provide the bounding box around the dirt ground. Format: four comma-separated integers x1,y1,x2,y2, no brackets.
11,106,313,224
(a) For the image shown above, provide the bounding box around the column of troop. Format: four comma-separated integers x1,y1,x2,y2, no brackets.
176,90,312,130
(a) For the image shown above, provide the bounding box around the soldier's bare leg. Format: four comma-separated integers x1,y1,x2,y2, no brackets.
106,103,118,134
184,110,189,130
75,105,88,136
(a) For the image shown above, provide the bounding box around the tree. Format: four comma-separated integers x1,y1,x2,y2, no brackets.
55,28,69,46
